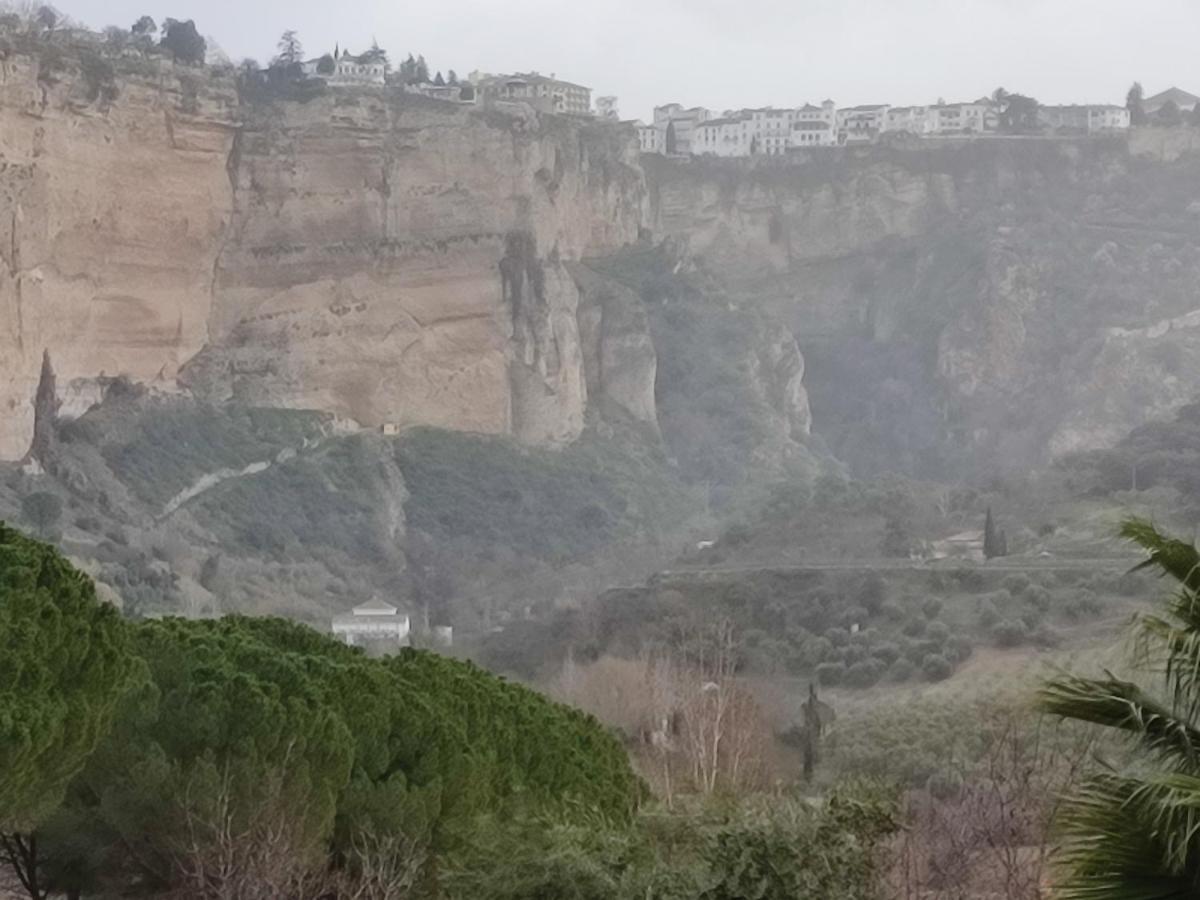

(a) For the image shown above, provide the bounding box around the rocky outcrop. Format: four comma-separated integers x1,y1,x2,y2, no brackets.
569,262,658,429
0,51,650,458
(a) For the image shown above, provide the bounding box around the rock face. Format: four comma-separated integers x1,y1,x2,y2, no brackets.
0,51,239,459
646,142,1200,476
0,52,648,458
569,262,658,429
186,93,646,447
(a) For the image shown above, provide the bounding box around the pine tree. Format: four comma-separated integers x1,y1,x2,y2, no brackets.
447,69,458,85
400,53,417,84
0,526,135,832
433,70,445,86
275,30,303,66
415,54,430,84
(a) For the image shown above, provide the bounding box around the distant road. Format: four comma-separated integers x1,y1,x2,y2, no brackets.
652,557,1143,580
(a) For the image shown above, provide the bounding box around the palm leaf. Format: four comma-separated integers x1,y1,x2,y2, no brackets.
1121,519,1200,593
1037,673,1200,769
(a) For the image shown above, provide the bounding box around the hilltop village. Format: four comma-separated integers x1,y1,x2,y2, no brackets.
3,11,1196,160
280,43,1198,158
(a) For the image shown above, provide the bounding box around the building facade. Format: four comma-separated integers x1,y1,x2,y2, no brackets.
883,105,935,135
634,120,665,153
930,102,994,135
477,73,592,115
838,104,890,143
788,101,838,147
331,598,411,647
301,49,386,86
1039,104,1131,133
653,104,712,154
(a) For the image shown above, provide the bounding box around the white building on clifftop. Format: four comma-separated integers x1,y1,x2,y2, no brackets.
332,598,411,647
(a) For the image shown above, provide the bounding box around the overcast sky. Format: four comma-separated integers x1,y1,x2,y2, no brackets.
54,0,1199,119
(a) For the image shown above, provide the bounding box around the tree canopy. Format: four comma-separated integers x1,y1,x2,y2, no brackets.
0,534,643,894
0,524,135,832
275,29,303,66
159,18,205,65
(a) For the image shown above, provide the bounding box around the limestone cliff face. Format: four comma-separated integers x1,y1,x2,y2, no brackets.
0,53,649,459
569,262,658,428
0,51,238,458
646,141,1200,475
183,93,646,447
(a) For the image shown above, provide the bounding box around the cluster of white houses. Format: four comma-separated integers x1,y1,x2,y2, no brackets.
295,49,609,117
631,92,1200,157
277,52,1199,160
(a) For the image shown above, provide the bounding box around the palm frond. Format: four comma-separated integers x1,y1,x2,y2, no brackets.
1135,615,1200,724
1052,772,1200,900
1121,518,1200,593
1037,673,1200,769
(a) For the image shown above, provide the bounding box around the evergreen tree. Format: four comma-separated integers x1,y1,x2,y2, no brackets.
997,92,1040,134
665,121,677,154
447,69,458,85
983,506,1003,559
1127,81,1147,126
275,30,303,66
362,39,389,70
433,70,445,86
28,350,57,463
0,526,135,832
1158,99,1183,127
159,18,206,65
399,53,417,84
415,54,430,84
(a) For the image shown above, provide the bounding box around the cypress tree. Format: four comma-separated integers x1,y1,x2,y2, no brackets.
983,507,1002,559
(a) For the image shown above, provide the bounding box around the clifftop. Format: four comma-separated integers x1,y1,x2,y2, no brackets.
0,47,649,458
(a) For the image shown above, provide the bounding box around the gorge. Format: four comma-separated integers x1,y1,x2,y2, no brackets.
4,43,1200,621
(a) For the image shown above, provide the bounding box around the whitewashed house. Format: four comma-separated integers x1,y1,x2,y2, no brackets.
332,598,411,647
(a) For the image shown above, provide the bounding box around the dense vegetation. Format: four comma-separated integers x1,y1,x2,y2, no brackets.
1065,399,1200,514
0,528,907,898
396,426,690,565
0,525,134,832
482,547,1145,685
0,529,651,896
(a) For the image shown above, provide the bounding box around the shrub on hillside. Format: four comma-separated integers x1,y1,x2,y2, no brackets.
993,619,1029,647
922,654,953,682
978,598,1000,627
845,659,887,689
925,621,951,645
889,658,915,682
871,642,901,666
816,661,846,686
902,617,927,638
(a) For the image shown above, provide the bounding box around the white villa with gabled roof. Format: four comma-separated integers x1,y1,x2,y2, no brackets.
332,597,411,646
